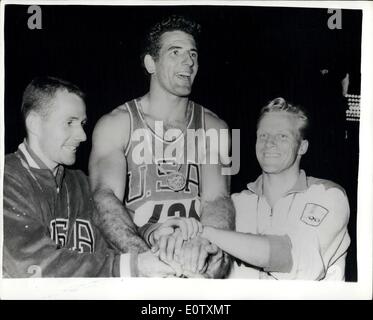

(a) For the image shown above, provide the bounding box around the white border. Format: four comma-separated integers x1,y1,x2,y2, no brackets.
0,0,372,300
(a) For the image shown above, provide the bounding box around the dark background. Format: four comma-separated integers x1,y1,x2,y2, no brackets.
4,5,361,281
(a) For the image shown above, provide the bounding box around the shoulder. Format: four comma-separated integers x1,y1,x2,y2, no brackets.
304,176,350,225
4,153,27,183
3,154,37,208
5,153,20,171
203,107,229,131
91,102,132,149
202,107,230,156
306,176,347,196
93,103,131,134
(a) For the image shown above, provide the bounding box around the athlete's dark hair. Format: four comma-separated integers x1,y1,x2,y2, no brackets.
141,14,201,63
258,97,309,140
21,76,85,121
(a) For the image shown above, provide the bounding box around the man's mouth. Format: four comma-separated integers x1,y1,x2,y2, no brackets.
63,145,79,153
176,72,192,81
263,152,281,158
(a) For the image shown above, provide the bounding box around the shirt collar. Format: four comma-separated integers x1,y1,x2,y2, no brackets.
22,139,50,170
247,175,264,196
247,169,308,196
18,140,65,187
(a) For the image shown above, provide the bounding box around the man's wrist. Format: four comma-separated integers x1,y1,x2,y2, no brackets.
119,252,140,277
139,223,161,247
130,252,139,277
119,253,132,277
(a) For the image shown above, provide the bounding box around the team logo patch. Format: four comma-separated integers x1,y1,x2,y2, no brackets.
166,172,186,191
301,203,329,226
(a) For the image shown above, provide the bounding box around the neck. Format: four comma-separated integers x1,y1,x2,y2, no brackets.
262,166,300,206
144,85,190,122
26,136,58,175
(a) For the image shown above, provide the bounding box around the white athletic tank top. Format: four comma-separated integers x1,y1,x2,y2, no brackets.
124,99,205,227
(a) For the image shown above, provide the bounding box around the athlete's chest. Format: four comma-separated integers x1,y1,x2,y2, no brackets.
36,181,96,254
125,161,201,204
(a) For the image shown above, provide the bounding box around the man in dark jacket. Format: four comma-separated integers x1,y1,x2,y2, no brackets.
3,76,176,278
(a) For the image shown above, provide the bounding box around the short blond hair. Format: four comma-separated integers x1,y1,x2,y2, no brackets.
258,97,309,139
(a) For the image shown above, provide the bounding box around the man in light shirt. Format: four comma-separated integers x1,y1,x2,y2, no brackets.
202,97,350,280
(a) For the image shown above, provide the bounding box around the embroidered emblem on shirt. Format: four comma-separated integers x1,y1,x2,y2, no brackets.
301,203,329,226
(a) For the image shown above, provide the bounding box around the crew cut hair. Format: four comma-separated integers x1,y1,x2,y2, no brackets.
21,76,85,120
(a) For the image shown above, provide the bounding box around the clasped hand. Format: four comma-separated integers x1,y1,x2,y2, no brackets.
150,217,218,277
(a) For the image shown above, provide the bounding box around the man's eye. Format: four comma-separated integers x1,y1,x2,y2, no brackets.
172,49,179,55
191,52,198,58
278,134,288,140
67,120,73,126
259,133,267,139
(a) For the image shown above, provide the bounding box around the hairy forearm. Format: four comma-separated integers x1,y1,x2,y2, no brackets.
93,189,149,253
200,196,235,230
199,196,235,278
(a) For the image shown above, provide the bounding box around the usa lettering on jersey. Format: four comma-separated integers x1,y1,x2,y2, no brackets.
126,162,200,204
126,162,201,226
50,218,95,253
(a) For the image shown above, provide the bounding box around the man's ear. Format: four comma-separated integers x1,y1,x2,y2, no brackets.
298,139,309,156
25,111,42,136
144,54,156,74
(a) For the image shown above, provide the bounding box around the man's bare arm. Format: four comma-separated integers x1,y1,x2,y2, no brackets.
200,174,235,230
89,108,148,253
180,110,235,278
201,109,235,230
199,188,235,278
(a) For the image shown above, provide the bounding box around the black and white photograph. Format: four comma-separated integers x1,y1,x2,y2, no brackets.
0,0,372,300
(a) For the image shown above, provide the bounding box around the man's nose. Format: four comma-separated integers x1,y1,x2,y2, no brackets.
182,52,194,66
264,135,276,147
76,126,87,142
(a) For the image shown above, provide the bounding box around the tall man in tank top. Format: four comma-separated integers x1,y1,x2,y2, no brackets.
89,15,235,278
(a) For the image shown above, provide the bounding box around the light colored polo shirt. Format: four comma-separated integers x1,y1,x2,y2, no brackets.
229,170,351,280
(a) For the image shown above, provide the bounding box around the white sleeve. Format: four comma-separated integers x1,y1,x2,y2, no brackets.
273,187,351,280
119,253,132,277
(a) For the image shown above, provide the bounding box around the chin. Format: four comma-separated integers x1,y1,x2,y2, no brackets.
175,86,192,96
262,169,279,174
62,157,76,166
175,91,191,98
260,163,280,174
